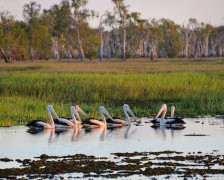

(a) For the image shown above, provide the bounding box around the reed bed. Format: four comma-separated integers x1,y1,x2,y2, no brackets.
0,70,223,125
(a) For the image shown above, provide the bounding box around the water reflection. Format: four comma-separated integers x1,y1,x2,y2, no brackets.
71,128,82,142
1,118,224,160
151,125,185,139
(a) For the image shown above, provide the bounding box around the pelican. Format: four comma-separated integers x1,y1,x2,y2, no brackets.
26,105,56,129
50,105,74,128
107,104,136,126
151,104,186,127
70,106,82,128
75,105,115,128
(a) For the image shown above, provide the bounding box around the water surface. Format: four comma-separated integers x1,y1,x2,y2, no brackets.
0,117,223,160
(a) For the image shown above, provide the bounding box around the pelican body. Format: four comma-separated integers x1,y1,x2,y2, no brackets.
151,104,186,127
48,106,74,128
107,104,136,126
70,106,82,128
26,105,56,129
75,105,115,128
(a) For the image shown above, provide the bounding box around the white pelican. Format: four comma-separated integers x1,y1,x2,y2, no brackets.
151,104,186,127
70,106,82,128
50,105,74,128
107,104,136,126
75,105,115,128
26,105,56,129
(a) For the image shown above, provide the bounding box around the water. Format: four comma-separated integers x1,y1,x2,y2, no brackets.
0,117,223,161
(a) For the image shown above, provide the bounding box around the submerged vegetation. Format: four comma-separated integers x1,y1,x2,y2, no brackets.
0,151,224,179
0,59,223,126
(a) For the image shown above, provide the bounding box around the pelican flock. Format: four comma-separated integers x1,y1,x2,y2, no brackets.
151,104,186,127
106,104,136,126
74,105,121,128
27,103,186,132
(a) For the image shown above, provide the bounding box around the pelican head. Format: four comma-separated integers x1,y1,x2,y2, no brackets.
155,104,167,120
47,105,53,111
99,106,113,120
75,105,89,118
47,105,59,119
123,104,136,119
71,106,82,126
161,104,167,109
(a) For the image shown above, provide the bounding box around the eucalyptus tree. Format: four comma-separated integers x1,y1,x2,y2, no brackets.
105,1,141,60
69,0,96,61
0,11,14,61
140,18,163,59
210,26,224,56
200,23,213,57
98,11,108,62
0,11,12,62
181,18,197,58
158,18,182,58
109,0,128,60
0,11,28,62
42,0,71,59
23,1,41,61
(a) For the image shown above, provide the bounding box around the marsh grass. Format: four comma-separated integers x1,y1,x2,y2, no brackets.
0,57,223,73
0,69,223,125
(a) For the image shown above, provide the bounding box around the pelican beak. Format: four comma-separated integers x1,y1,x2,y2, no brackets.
48,105,59,119
100,106,113,120
75,105,89,118
126,106,136,119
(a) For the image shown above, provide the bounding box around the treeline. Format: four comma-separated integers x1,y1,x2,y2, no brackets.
0,0,224,62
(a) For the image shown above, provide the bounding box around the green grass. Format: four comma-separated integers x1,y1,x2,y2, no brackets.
0,70,223,125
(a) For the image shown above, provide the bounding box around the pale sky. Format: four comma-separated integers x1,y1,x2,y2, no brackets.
0,0,223,27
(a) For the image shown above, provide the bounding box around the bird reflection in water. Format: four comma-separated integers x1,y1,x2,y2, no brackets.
151,125,185,139
107,125,133,139
71,128,82,142
84,127,107,141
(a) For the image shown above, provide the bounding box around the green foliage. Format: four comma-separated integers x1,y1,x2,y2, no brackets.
32,24,51,59
159,19,183,58
0,70,223,125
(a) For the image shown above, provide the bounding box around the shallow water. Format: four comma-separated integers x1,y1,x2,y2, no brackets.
0,117,223,161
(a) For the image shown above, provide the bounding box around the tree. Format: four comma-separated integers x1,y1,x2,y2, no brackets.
70,0,96,61
140,18,163,60
200,23,213,57
111,0,128,60
158,19,182,58
23,1,41,61
98,11,108,62
181,18,197,58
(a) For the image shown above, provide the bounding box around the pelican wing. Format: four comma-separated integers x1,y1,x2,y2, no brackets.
82,118,105,126
26,120,46,127
54,118,73,126
106,117,123,124
166,117,186,124
26,120,49,129
89,119,105,126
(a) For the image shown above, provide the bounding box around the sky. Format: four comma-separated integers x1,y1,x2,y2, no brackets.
0,0,223,27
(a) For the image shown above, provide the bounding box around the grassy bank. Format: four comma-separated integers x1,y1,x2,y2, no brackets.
0,58,224,73
0,70,223,126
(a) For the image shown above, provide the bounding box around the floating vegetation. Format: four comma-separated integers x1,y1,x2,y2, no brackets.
0,151,224,179
184,133,210,136
0,158,13,162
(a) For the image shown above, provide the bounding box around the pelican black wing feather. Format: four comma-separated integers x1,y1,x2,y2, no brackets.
82,117,98,125
26,120,46,128
54,119,71,126
106,118,123,124
167,117,186,124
